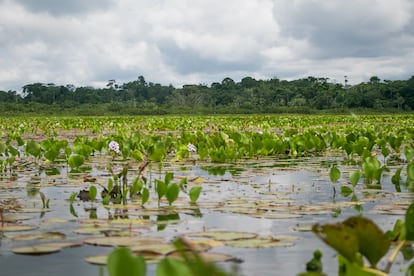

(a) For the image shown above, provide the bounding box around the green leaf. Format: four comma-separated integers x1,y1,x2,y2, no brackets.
338,255,376,276
391,168,402,185
164,172,174,185
340,186,353,197
349,170,361,187
407,162,414,182
405,146,414,162
26,140,41,158
343,216,390,267
89,186,97,202
405,202,414,241
141,188,149,206
189,186,202,203
156,258,192,276
107,247,146,276
329,167,341,183
68,154,84,169
69,192,77,204
312,223,359,263
166,183,180,206
156,180,167,202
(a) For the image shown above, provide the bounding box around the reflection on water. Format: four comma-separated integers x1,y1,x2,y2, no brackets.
0,154,410,276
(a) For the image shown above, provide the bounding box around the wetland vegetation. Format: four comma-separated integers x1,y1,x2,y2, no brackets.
1,114,414,275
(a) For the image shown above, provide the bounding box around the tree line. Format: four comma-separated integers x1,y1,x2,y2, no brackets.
1,75,413,115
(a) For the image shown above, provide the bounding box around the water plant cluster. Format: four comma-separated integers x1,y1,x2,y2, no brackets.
1,114,414,275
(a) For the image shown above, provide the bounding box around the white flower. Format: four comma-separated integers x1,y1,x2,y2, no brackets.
187,143,197,153
108,141,120,153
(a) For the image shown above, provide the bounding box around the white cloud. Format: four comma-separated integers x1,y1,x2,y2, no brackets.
0,0,413,92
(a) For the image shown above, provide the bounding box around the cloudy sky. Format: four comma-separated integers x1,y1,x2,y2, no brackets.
1,0,413,92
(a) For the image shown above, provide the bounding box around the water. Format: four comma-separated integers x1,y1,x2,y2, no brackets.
0,155,409,275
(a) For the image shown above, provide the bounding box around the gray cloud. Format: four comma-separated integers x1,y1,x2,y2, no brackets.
272,0,414,58
0,0,413,92
12,0,116,16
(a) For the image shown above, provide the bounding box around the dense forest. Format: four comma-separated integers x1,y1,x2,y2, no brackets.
0,75,413,115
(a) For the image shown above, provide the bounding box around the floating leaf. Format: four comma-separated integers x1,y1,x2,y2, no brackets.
168,251,236,263
11,231,66,241
225,235,296,248
85,255,108,266
185,231,257,241
1,214,33,222
12,245,61,255
0,224,38,232
12,242,81,255
84,236,165,247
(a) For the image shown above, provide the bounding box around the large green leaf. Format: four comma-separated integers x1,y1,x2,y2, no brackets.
312,223,359,263
107,247,146,276
343,216,390,267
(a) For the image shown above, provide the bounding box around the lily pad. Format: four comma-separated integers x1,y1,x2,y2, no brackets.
12,242,81,255
12,245,61,255
1,214,33,222
185,230,257,241
83,236,165,247
224,235,296,248
168,251,237,263
11,231,66,241
84,255,108,265
0,224,38,232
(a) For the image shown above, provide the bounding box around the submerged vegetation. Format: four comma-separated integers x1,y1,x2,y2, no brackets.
1,114,414,275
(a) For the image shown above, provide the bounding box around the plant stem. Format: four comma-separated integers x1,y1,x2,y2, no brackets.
384,240,406,274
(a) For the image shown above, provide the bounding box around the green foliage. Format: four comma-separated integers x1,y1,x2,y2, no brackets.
166,183,179,206
107,238,235,276
89,186,97,202
405,202,414,241
156,258,192,276
107,247,146,276
68,154,84,169
313,216,390,268
189,186,202,203
349,170,361,187
329,167,341,183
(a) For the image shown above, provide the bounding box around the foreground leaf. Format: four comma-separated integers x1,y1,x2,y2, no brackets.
107,247,146,276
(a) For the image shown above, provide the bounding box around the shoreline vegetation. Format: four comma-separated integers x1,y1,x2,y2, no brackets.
1,75,413,116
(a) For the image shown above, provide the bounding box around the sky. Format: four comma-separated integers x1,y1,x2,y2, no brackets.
1,0,414,92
